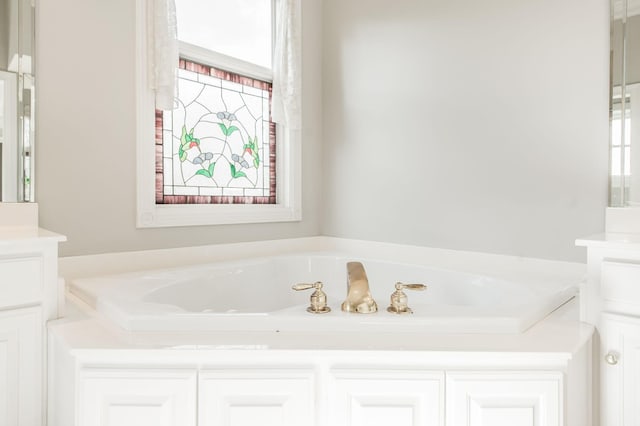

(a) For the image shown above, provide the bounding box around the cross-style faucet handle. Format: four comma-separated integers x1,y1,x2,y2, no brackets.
292,281,331,314
387,282,427,314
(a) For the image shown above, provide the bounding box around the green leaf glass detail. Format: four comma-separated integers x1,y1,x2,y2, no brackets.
180,126,188,146
195,162,216,178
230,163,247,179
218,122,240,137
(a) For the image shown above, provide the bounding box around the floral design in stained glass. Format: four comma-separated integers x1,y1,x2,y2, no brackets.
156,58,276,205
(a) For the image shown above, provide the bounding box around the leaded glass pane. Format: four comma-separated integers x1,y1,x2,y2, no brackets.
156,59,276,205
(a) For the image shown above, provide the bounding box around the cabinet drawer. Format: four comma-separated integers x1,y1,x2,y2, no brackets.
0,256,43,308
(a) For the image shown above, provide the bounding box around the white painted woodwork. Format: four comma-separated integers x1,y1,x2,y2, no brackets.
0,307,41,426
328,369,444,426
0,226,65,426
47,340,590,426
576,234,640,425
78,369,197,426
601,259,640,313
0,256,43,308
446,372,563,426
199,369,314,426
601,313,640,426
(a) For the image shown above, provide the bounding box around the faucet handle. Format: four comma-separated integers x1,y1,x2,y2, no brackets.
396,283,427,291
387,282,427,314
292,281,331,314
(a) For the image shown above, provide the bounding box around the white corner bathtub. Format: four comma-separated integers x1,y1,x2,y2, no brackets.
69,252,578,334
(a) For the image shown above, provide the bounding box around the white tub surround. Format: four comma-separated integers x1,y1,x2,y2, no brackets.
0,203,65,426
576,233,640,425
69,253,579,334
60,236,587,289
52,238,593,426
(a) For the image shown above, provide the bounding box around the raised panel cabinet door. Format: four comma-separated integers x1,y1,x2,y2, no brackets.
328,369,445,426
0,307,41,426
601,313,640,426
446,372,563,426
78,369,197,426
199,369,315,426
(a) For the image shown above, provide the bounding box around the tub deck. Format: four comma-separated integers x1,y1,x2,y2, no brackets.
68,251,580,334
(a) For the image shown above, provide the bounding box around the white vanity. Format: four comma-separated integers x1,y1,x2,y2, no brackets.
49,301,593,426
577,231,640,426
48,237,594,426
50,330,592,426
0,203,65,426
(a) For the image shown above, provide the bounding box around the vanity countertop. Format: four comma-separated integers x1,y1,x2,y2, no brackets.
576,232,640,249
0,226,66,243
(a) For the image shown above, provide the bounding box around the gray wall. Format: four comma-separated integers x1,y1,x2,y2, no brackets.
36,0,323,256
321,0,610,262
37,0,610,262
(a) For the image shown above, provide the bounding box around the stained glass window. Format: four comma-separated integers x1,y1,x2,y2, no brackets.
156,58,276,205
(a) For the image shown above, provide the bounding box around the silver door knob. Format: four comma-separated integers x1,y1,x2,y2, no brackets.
605,352,619,365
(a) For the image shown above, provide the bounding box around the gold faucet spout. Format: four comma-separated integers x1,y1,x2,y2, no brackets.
341,261,378,313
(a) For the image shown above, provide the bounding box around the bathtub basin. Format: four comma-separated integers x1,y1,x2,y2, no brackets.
69,253,578,334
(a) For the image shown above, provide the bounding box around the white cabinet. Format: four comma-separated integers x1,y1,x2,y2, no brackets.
0,308,41,426
0,226,64,426
600,313,640,426
576,235,640,426
52,357,580,426
199,369,314,426
446,372,563,426
78,369,197,426
328,369,444,426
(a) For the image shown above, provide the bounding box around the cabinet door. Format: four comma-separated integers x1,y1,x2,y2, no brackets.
328,369,444,426
78,369,197,426
0,307,41,426
601,313,640,426
199,369,314,426
446,372,563,426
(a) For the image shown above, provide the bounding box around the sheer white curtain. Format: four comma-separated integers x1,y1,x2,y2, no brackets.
271,0,301,130
147,0,179,110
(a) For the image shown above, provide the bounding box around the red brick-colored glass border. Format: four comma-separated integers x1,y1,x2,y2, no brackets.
155,58,277,205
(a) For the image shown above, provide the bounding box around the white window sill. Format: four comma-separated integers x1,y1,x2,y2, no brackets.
137,203,301,228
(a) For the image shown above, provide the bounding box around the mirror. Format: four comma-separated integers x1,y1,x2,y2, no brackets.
0,0,34,202
610,0,640,206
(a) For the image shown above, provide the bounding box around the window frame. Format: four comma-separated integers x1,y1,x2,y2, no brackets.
135,0,301,228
